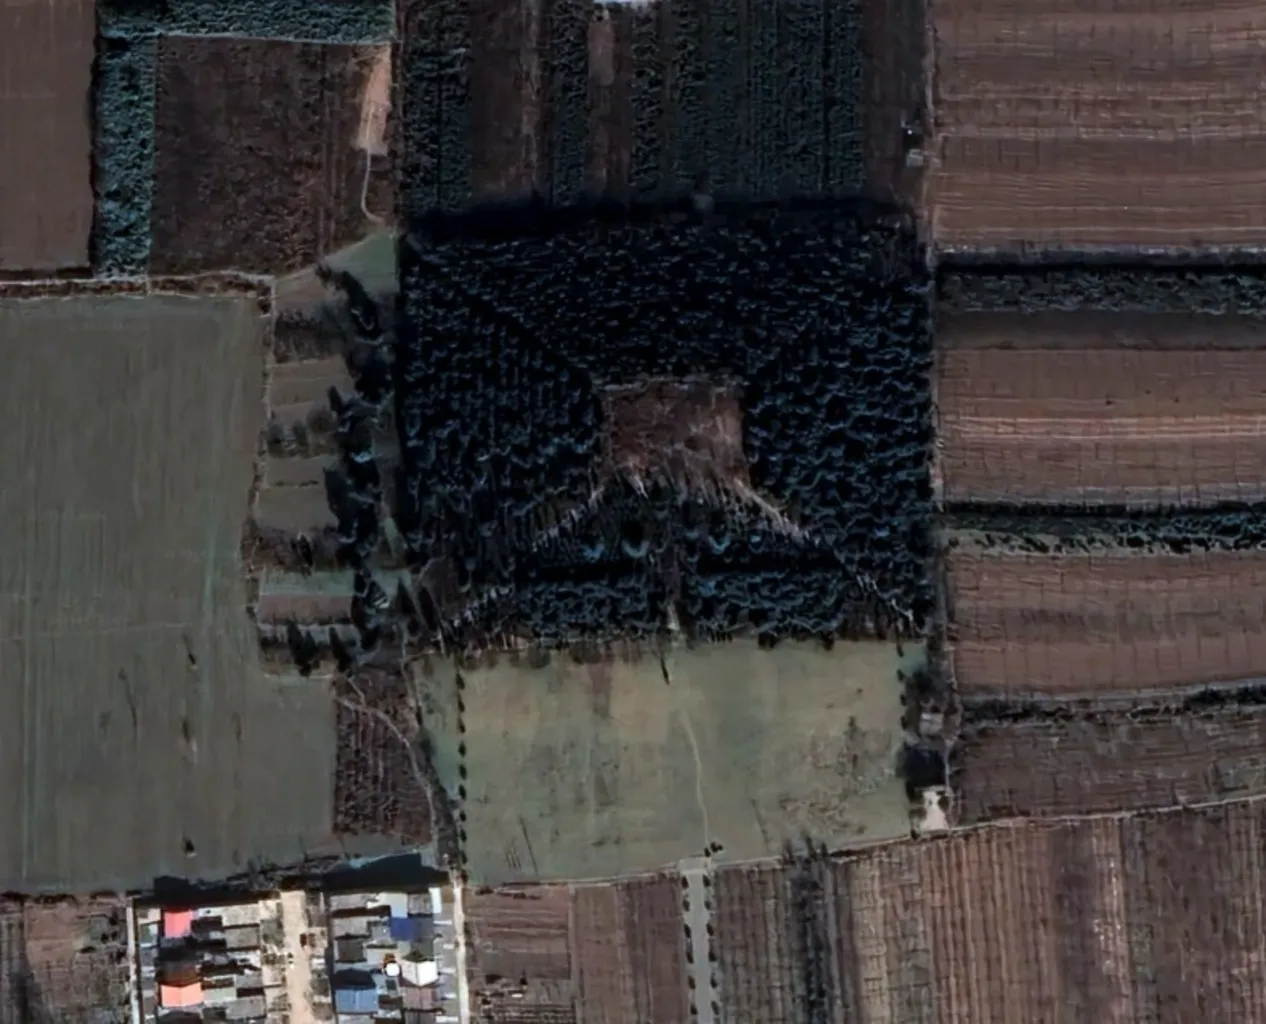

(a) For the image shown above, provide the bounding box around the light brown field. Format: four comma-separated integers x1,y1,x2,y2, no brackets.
946,543,1266,698
0,290,379,891
0,0,94,270
414,639,917,883
937,312,1266,506
927,0,1266,250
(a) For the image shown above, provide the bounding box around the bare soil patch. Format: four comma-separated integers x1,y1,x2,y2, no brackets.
0,0,93,270
22,898,129,1023
946,545,1266,698
151,37,393,275
938,318,1266,506
602,379,748,490
927,0,1266,250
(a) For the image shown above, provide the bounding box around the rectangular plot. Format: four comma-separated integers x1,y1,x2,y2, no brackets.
927,0,1266,250
1122,802,1266,1023
713,865,797,1024
467,884,574,1016
956,710,1266,822
442,640,911,883
402,0,866,211
922,826,1062,1023
946,547,1266,698
0,0,94,270
619,875,689,1024
23,898,129,1022
0,288,363,892
152,37,393,275
849,844,934,1023
572,884,630,1024
938,335,1266,507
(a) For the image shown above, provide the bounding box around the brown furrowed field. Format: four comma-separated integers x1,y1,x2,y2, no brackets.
466,874,688,1024
946,543,1266,698
927,0,1266,250
0,0,94,271
937,312,1266,506
0,287,391,891
0,0,93,273
466,884,575,1016
152,37,393,275
954,707,1266,821
490,804,1266,1024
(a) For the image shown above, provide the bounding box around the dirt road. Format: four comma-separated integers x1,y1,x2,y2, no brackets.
280,891,318,1024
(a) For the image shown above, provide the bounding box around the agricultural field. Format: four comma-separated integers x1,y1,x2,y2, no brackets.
926,0,1266,251
151,36,393,274
0,0,94,271
332,668,433,845
473,803,1266,1023
415,639,918,882
937,312,1266,507
707,804,1266,1022
0,286,390,891
945,538,1266,698
399,0,878,214
953,704,1266,821
20,898,130,1024
465,873,689,1024
0,896,130,1024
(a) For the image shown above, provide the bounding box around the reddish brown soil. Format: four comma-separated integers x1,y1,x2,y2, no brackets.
927,0,1266,249
712,864,801,1023
22,898,129,1023
923,826,1063,1022
602,380,748,488
572,876,689,1024
332,670,431,844
151,38,394,275
956,709,1266,821
1122,801,1266,1021
938,317,1266,506
947,548,1266,698
0,902,21,1024
0,0,93,270
466,884,574,1014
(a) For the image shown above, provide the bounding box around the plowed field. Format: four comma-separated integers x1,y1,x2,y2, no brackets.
937,314,1266,506
0,0,94,270
467,876,688,1024
947,545,1266,698
927,0,1266,250
956,708,1266,821
152,37,393,274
